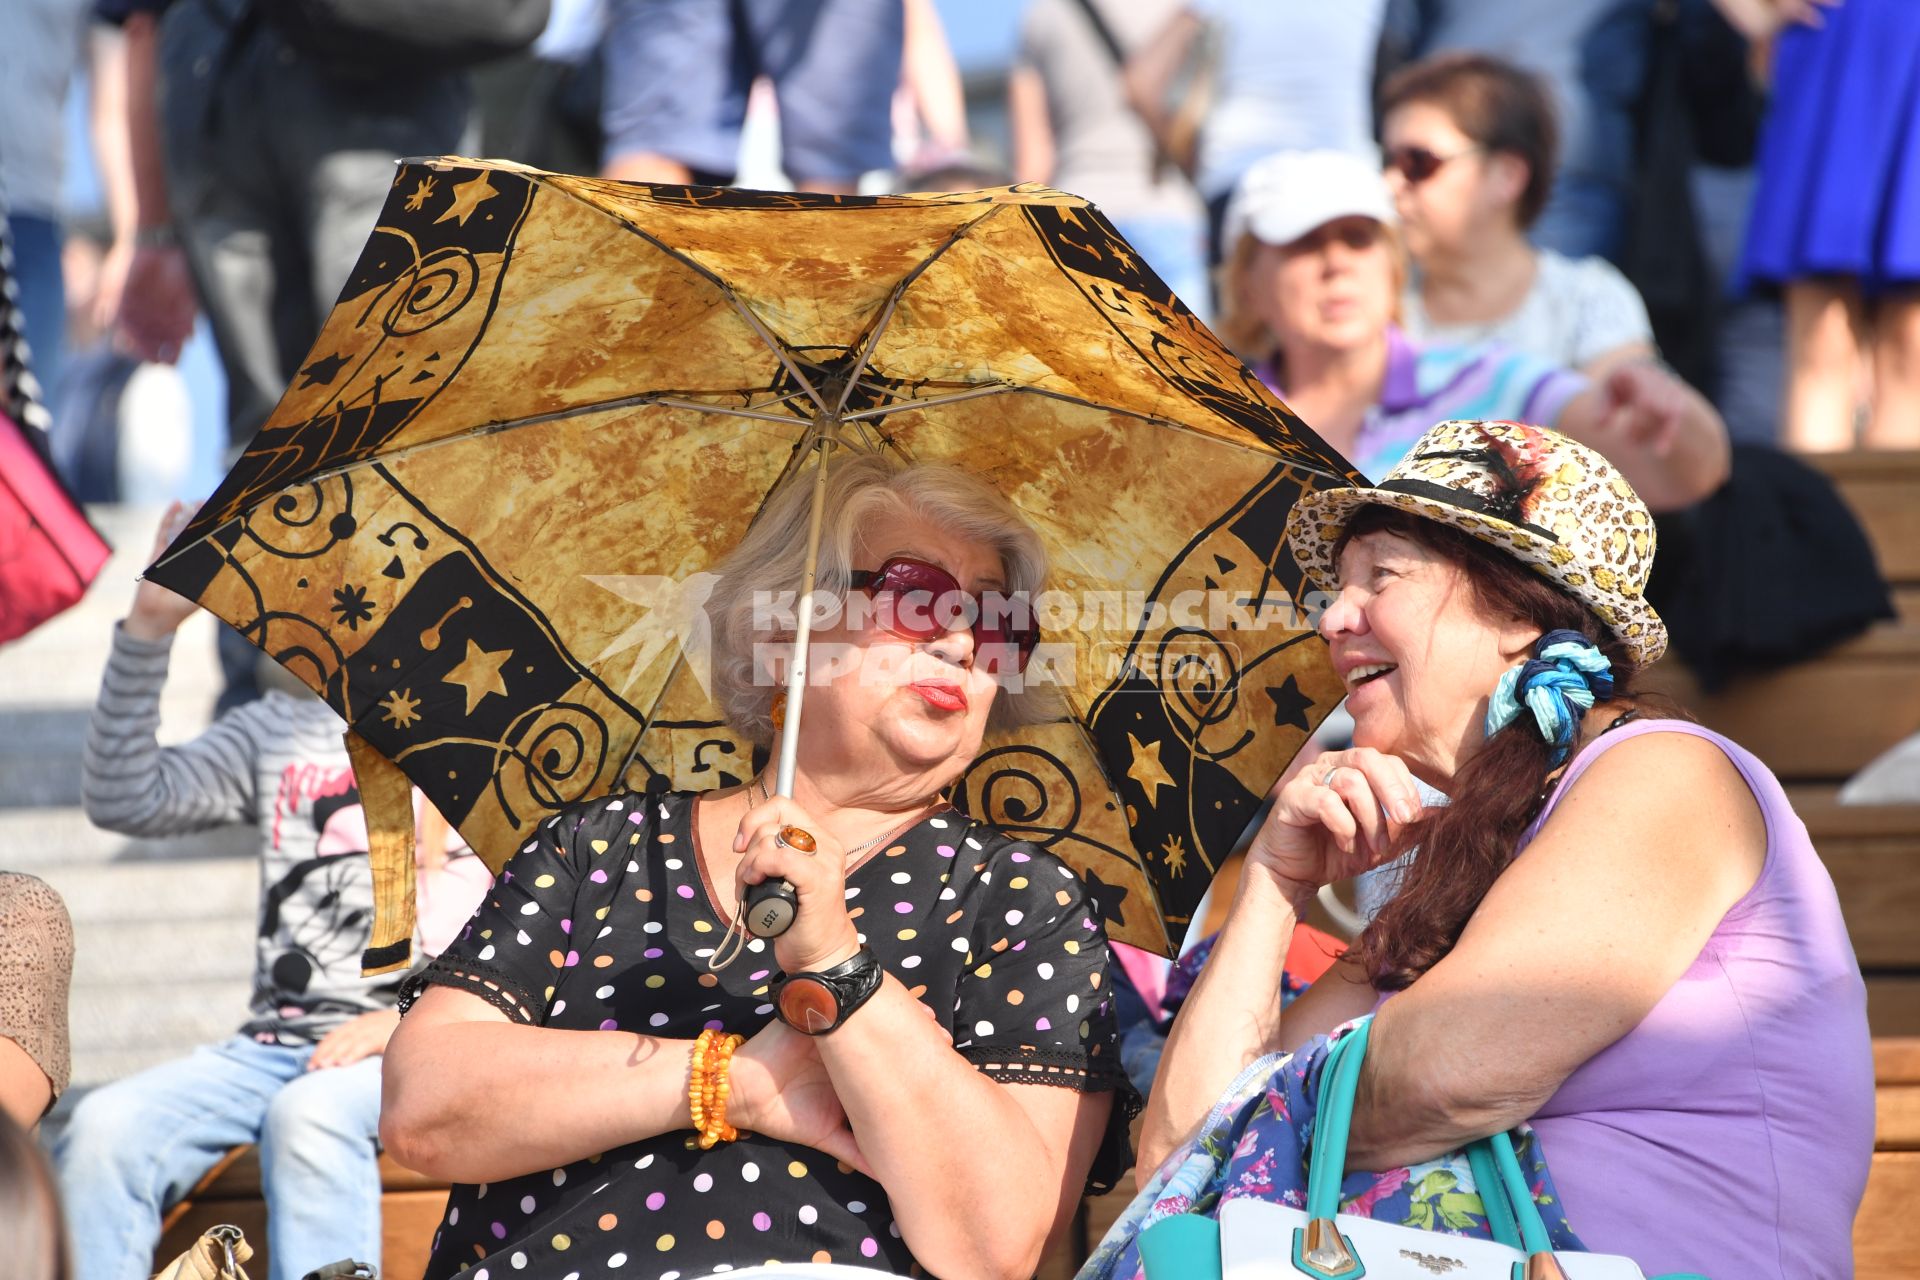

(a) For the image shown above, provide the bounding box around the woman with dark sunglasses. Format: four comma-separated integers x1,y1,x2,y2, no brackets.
381,455,1130,1280
1379,53,1669,386
1216,147,1728,512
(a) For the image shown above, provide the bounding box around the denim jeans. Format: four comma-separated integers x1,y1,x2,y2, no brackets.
6,212,65,409
154,0,472,451
53,1036,384,1280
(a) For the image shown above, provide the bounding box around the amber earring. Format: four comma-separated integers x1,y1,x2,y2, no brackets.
769,691,787,732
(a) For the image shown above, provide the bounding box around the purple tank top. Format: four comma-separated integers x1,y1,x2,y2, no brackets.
1508,720,1873,1278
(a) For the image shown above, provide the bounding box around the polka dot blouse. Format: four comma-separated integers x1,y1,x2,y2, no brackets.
400,790,1130,1278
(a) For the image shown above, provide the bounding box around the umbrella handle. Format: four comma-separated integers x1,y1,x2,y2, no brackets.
743,879,800,938
773,436,834,800
752,437,834,939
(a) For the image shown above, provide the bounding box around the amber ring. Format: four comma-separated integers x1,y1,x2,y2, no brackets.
775,825,818,855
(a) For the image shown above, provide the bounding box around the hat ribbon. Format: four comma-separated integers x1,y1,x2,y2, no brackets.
1485,629,1615,765
1373,476,1561,543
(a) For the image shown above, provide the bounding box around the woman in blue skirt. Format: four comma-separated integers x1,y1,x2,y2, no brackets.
1735,0,1920,451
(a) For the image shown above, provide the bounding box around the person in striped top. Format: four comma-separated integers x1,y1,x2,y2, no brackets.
52,503,489,1280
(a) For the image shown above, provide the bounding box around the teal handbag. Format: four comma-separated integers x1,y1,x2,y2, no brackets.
1132,1017,1711,1280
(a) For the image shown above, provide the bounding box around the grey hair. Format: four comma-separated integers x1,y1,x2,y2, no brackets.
704,452,1051,746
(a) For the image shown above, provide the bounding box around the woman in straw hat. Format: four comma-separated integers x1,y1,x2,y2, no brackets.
1131,420,1872,1279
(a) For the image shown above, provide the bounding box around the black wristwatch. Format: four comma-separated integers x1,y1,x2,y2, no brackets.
773,946,884,1035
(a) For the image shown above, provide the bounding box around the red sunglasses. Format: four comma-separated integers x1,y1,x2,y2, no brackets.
848,557,1040,672
1383,144,1482,185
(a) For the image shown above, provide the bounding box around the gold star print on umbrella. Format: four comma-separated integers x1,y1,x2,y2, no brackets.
147,158,1360,970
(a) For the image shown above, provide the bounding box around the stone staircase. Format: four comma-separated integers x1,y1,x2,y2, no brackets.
0,505,256,1093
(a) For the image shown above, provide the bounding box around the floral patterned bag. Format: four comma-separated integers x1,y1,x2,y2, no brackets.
1077,1017,1594,1280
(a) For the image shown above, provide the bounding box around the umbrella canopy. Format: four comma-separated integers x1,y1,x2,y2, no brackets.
149,158,1360,966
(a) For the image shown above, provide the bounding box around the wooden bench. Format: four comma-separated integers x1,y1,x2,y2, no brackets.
1641,624,1920,781
1807,451,1920,592
153,1148,448,1280
1859,1038,1920,1280
1638,448,1920,787
1785,788,1920,1036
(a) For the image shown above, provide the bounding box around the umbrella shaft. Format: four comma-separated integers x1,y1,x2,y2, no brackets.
774,437,834,799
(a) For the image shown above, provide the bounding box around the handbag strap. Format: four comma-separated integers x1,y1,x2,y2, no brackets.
1064,0,1128,68
1062,0,1188,183
1301,1017,1570,1275
1303,1019,1370,1218
1487,1130,1554,1256
1302,1019,1716,1280
1466,1141,1523,1250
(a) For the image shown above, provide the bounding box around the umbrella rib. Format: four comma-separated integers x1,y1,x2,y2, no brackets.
832,204,1010,420
609,648,694,793
213,392,816,499
723,293,831,420
588,213,831,419
839,384,1016,422
843,383,1354,478
651,398,816,426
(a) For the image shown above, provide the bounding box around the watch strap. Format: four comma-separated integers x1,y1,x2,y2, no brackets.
774,946,883,1035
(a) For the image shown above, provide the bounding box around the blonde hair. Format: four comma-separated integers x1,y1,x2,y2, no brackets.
703,452,1051,745
1213,221,1411,383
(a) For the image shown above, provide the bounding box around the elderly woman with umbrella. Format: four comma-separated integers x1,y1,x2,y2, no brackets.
143,166,1365,1280
380,454,1130,1280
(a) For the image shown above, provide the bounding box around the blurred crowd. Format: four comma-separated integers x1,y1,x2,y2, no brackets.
2,0,1918,1277
7,0,1918,496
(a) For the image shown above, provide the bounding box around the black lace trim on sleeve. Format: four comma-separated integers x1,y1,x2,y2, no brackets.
960,1044,1141,1195
959,1042,1120,1089
397,955,544,1025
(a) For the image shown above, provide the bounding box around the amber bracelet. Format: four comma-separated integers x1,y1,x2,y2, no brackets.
701,1033,745,1148
687,1030,745,1150
688,1029,716,1138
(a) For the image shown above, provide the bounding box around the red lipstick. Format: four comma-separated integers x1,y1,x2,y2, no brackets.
910,681,967,712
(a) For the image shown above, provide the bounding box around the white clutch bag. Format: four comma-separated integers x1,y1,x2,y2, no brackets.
1207,1019,1706,1280
721,1266,898,1280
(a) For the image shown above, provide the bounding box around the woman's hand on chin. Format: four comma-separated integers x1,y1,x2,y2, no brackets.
731,1020,870,1175
733,793,864,974
1246,747,1424,909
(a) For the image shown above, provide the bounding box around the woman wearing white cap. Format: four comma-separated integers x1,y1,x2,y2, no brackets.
1216,149,1728,510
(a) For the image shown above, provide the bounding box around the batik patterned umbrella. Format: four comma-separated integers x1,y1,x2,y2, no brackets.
147,158,1360,968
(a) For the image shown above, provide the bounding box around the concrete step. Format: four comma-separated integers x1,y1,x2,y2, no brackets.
32,856,257,926
0,620,225,809
1,508,283,1091
0,615,226,704
71,916,257,986
68,980,255,1080
0,807,257,869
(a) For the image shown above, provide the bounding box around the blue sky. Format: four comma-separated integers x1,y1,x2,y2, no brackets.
935,0,1026,74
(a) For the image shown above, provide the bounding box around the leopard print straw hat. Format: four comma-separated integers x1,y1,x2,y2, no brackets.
1285,419,1668,666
